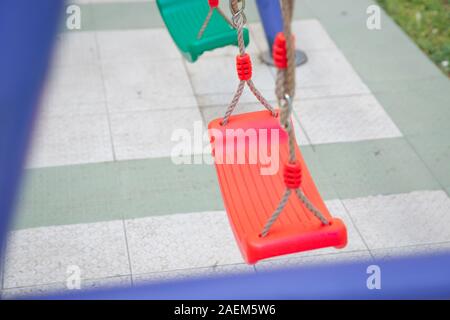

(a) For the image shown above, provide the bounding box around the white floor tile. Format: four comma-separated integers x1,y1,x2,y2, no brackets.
343,191,450,250
185,55,276,107
296,49,370,97
96,28,182,63
1,276,132,299
251,19,338,53
27,109,114,168
324,199,369,252
125,211,243,274
371,242,450,261
133,264,254,285
4,221,130,288
110,108,204,160
293,94,402,144
38,96,108,118
292,19,339,51
52,32,99,67
102,59,197,112
43,64,105,108
292,114,310,146
255,250,373,272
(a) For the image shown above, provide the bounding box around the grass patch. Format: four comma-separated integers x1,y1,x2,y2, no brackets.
377,0,450,77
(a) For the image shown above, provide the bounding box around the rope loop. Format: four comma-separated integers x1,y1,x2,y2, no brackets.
229,0,246,28
229,0,245,15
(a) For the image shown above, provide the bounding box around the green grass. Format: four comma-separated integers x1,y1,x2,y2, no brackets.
377,0,450,77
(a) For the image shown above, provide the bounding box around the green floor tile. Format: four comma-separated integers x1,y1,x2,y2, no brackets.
446,187,450,199
301,146,339,200
62,2,164,32
15,137,444,230
14,158,224,230
373,78,450,136
312,137,441,199
61,1,315,33
305,0,443,82
15,162,123,229
408,132,450,189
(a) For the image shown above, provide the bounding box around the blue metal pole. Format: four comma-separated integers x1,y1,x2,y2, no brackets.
255,0,307,66
255,0,284,50
0,0,63,260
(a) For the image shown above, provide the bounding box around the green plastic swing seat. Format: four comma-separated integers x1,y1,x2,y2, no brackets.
156,0,249,62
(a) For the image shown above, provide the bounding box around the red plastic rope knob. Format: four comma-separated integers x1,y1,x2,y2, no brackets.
236,53,252,81
208,0,219,8
284,162,302,189
272,32,295,69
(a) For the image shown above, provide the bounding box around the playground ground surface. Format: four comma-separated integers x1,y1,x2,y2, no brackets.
1,0,450,298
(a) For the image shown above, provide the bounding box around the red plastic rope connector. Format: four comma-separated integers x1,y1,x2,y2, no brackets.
236,53,252,81
208,0,219,8
272,32,295,69
284,162,302,189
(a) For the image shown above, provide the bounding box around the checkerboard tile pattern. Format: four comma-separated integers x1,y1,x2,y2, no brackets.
5,191,450,297
27,19,402,168
9,12,448,298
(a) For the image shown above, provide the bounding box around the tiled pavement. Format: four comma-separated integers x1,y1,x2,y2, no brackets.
2,0,450,298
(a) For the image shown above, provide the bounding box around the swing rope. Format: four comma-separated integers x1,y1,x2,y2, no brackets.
197,0,234,40
221,0,276,126
260,0,329,238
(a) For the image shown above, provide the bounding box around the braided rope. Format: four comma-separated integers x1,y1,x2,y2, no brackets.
282,0,296,99
247,79,275,115
221,0,275,125
275,69,285,102
260,189,291,237
295,189,329,225
260,0,329,237
221,80,245,125
197,7,215,40
197,2,234,40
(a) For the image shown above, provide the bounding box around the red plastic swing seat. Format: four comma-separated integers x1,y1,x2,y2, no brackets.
208,110,347,264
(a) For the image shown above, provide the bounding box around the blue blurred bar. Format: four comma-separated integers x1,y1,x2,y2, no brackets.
1,0,449,301
43,252,450,299
255,0,284,49
0,0,63,259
